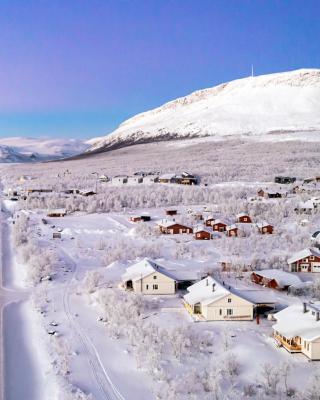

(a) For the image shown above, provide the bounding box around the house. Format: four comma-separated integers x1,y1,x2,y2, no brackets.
158,174,177,184
143,175,159,184
80,190,96,196
183,277,254,321
256,222,274,234
257,189,285,198
165,209,177,216
178,172,198,185
127,176,143,184
99,175,109,182
250,270,301,290
122,258,176,295
47,209,67,217
158,220,193,234
212,220,227,232
226,225,239,237
236,213,252,223
204,215,215,226
130,216,142,222
287,248,320,272
194,227,212,240
273,303,320,360
274,176,296,184
112,176,128,185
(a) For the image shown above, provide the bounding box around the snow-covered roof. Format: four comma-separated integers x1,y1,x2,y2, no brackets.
256,221,272,229
287,248,320,264
212,219,227,225
194,226,211,234
159,173,176,180
236,212,250,218
226,224,237,231
273,303,320,341
232,289,277,305
157,219,191,228
122,258,176,283
253,269,301,288
47,208,66,214
184,277,229,306
297,200,314,209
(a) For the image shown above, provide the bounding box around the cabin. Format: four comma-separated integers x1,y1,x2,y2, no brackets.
80,190,96,196
191,212,203,221
165,209,177,216
158,220,193,234
177,172,198,185
130,216,142,223
274,176,296,184
140,215,151,222
112,176,128,185
122,258,176,295
143,175,159,184
250,270,301,290
256,222,274,234
236,213,252,223
99,175,109,182
212,220,227,232
287,248,320,273
194,227,212,240
47,209,67,218
127,176,143,185
226,225,238,237
52,232,62,239
273,303,320,360
257,189,285,198
183,277,254,321
158,174,177,184
204,216,215,226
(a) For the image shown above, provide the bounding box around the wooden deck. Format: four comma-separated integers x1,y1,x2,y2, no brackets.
274,333,301,352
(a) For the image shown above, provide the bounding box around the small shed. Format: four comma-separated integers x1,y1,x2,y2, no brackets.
194,227,212,240
256,222,274,234
236,213,252,223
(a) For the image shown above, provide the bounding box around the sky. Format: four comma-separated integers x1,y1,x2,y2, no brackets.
0,0,319,140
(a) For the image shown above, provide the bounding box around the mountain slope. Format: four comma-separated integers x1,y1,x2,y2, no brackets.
0,137,90,162
88,69,320,153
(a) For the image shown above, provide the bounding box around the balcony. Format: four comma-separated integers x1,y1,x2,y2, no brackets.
274,333,301,352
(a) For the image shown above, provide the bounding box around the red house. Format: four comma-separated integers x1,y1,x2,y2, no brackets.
257,222,274,234
158,220,193,234
212,220,227,232
226,225,238,237
204,216,215,227
236,213,252,223
194,227,212,240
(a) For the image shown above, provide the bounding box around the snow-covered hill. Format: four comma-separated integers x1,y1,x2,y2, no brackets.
0,137,90,162
88,69,320,153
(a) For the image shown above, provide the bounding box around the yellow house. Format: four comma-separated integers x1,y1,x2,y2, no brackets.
273,303,320,360
122,258,176,295
184,277,254,321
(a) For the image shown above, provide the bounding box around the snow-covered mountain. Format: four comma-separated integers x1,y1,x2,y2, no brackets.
0,137,90,162
88,69,320,153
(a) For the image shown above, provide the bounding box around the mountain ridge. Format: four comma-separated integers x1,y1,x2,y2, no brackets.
87,68,320,154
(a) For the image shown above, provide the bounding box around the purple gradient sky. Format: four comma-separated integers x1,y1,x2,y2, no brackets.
0,0,319,139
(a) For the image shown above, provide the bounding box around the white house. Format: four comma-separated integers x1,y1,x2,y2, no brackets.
127,176,143,185
112,175,128,185
122,258,176,295
143,175,159,184
183,276,254,321
273,303,320,360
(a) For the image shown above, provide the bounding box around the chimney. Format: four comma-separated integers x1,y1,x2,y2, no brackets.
316,312,320,321
212,283,216,292
303,302,307,313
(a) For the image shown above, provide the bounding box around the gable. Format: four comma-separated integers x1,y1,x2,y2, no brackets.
206,293,253,308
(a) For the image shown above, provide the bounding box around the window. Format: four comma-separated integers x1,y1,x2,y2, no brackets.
146,284,149,290
227,309,233,316
310,256,315,261
243,217,247,221
153,284,158,290
219,309,222,315
228,298,232,303
153,275,157,279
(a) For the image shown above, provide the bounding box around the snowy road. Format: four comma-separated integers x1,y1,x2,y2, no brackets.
60,248,125,400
